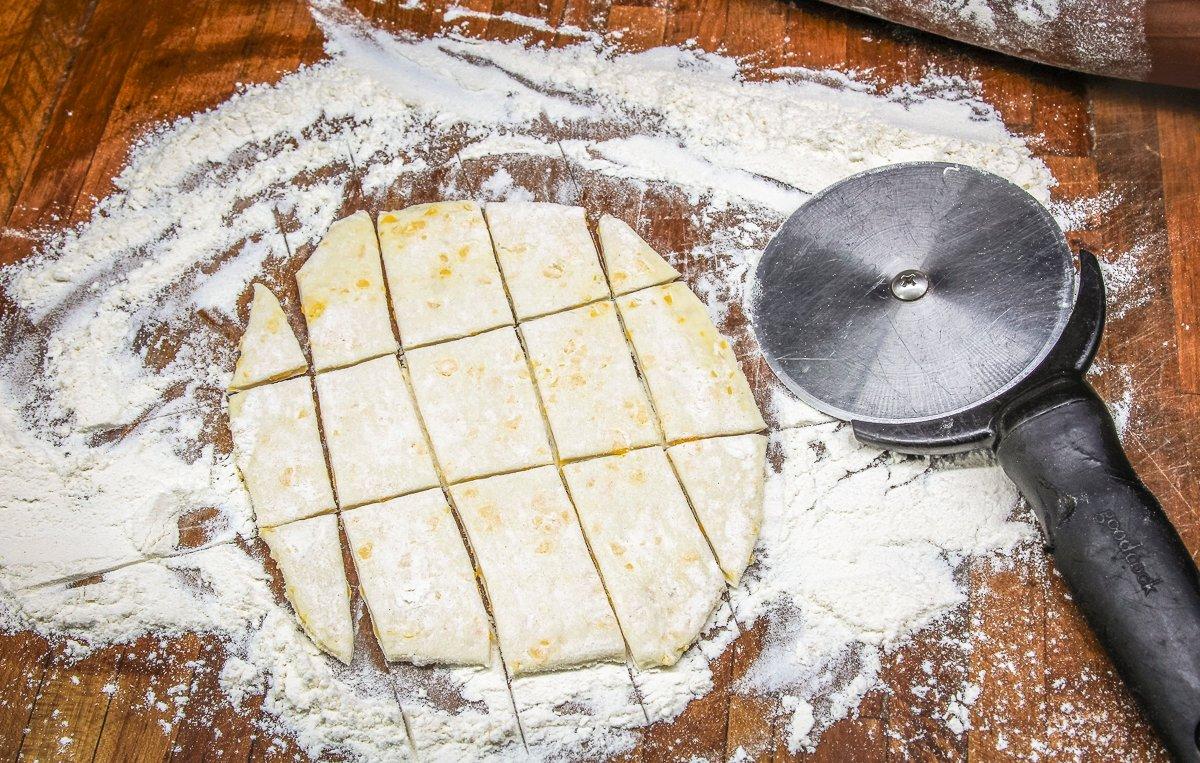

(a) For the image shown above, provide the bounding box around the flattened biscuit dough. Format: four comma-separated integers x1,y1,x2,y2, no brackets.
228,376,334,527
406,327,552,483
563,447,724,668
521,301,659,461
378,201,512,348
342,490,492,666
260,514,354,664
596,215,678,296
314,355,439,509
229,283,308,390
618,283,765,441
296,211,398,371
451,467,625,675
484,203,609,319
667,434,766,585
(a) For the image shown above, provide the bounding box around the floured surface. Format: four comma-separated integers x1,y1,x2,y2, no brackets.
0,1,1101,759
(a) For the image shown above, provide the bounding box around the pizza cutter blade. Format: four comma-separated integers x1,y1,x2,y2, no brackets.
751,162,1200,762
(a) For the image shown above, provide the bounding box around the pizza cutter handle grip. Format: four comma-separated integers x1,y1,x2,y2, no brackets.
995,377,1200,763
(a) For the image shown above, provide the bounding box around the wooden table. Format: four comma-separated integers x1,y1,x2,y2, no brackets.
1,0,1197,760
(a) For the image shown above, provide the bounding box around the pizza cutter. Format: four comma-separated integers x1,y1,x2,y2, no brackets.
750,162,1200,761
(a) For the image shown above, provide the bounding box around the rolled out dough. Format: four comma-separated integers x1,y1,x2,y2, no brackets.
595,215,678,296
229,283,307,391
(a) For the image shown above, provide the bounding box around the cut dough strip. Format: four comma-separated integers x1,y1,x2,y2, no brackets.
667,433,767,585
229,283,308,391
378,201,513,348
520,300,659,462
596,215,679,296
484,202,609,320
562,447,725,669
451,466,625,675
342,489,492,667
617,282,765,442
406,327,553,483
296,211,398,371
260,514,354,664
314,354,439,509
228,375,334,528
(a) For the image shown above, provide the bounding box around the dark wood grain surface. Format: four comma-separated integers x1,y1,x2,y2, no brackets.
0,0,1197,760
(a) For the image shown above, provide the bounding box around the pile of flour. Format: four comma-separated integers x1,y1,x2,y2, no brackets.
0,2,1059,758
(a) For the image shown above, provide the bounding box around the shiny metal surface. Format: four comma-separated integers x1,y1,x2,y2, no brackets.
750,162,1075,424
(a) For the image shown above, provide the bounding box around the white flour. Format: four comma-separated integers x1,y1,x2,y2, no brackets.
0,2,1069,758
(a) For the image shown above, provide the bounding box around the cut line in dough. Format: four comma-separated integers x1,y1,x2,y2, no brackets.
562,447,725,669
229,283,308,391
342,489,492,667
484,202,609,320
228,375,335,528
617,282,765,442
296,211,398,371
520,300,659,461
596,215,679,296
314,354,440,509
260,513,354,664
451,466,626,675
667,433,766,585
378,201,513,348
406,327,553,483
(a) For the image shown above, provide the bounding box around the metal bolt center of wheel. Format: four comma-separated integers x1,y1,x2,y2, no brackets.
890,269,929,301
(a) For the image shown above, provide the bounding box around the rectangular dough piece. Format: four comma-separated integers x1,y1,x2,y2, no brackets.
484,202,609,320
229,283,308,391
451,466,625,675
405,327,552,483
260,514,354,664
617,283,765,442
520,300,659,461
296,211,398,371
666,434,766,585
378,201,513,348
228,376,334,528
562,447,724,669
342,489,492,666
314,354,439,509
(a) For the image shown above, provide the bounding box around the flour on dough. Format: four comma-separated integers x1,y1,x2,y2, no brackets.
484,202,609,320
229,283,308,390
260,513,354,664
228,376,334,527
667,433,766,585
296,211,398,371
405,327,552,483
563,447,724,668
451,466,625,675
520,300,659,461
596,215,678,296
342,489,492,666
377,201,513,348
618,282,765,441
314,354,439,509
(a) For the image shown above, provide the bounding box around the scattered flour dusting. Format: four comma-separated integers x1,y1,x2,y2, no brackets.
0,1,1131,759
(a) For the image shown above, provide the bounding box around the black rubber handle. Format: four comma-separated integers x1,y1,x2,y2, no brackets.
995,375,1200,762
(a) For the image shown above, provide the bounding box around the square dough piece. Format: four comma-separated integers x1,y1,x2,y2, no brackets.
314,355,439,509
596,215,679,296
260,514,354,664
228,376,334,528
617,283,765,442
562,447,724,669
229,283,308,391
451,467,625,675
296,211,398,371
667,434,766,585
520,300,659,461
378,201,513,348
342,489,492,666
484,202,609,319
406,327,552,483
